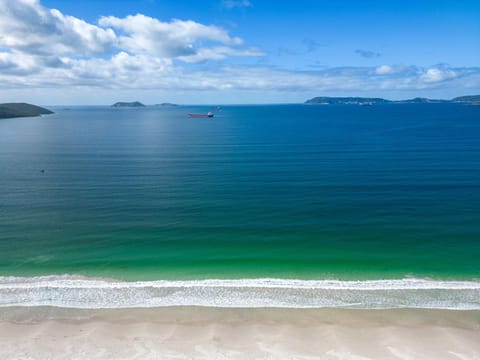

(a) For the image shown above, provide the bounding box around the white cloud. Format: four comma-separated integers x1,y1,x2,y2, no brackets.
0,0,116,55
98,14,245,60
375,65,394,75
421,68,457,83
0,0,258,64
177,46,264,63
0,51,41,75
0,0,478,101
2,54,478,93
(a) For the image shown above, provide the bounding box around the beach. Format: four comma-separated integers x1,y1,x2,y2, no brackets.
1,307,479,359
0,307,480,360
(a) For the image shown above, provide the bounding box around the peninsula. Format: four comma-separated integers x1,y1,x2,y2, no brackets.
0,103,53,119
305,95,480,105
112,101,145,107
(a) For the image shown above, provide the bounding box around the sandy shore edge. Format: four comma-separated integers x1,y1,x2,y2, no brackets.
1,307,479,359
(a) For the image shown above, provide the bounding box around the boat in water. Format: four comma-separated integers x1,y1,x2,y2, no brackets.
188,112,214,118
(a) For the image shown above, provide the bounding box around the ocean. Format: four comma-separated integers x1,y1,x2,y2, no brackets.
1,103,479,309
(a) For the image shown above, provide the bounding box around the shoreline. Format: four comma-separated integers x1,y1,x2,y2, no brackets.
1,307,479,359
2,275,480,310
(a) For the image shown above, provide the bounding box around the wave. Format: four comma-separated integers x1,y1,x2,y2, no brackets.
1,275,479,310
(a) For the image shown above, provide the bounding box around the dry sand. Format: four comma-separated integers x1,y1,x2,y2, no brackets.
0,307,479,359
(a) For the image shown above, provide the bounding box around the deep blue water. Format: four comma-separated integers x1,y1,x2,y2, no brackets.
0,104,479,280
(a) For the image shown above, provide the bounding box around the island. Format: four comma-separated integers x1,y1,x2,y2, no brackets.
155,103,178,107
396,97,449,104
452,95,480,105
112,101,145,107
305,95,480,105
305,97,390,105
0,103,54,119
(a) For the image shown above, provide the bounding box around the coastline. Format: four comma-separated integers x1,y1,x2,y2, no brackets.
2,275,480,310
1,306,479,359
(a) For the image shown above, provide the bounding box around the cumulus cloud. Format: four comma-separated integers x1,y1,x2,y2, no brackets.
0,0,258,64
2,53,478,93
375,65,394,75
0,0,116,55
421,68,457,83
0,0,479,98
0,52,40,75
98,14,245,61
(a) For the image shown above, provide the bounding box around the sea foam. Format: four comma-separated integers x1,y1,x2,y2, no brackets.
1,276,479,309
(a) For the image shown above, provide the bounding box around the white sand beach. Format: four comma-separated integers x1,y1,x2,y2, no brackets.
1,307,479,360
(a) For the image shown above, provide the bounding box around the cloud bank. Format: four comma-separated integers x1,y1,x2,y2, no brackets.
0,0,479,101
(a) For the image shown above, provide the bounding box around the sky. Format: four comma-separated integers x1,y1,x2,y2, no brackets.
0,0,479,104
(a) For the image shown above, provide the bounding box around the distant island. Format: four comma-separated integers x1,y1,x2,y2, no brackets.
305,95,480,105
452,95,480,105
0,103,54,119
155,103,178,107
112,101,145,107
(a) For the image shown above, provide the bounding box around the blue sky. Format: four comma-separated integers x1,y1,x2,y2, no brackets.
0,0,479,104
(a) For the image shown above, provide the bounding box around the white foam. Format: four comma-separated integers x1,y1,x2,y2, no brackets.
1,275,479,309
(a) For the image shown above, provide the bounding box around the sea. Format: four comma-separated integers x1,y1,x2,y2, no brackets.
1,103,479,309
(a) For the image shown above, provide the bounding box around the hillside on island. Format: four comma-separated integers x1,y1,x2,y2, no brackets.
155,103,178,107
305,97,390,105
305,95,480,105
112,101,145,107
452,95,480,105
0,103,54,119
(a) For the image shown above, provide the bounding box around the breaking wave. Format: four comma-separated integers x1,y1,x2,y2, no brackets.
1,275,479,309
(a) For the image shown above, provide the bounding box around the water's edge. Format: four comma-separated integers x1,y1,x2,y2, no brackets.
1,275,479,310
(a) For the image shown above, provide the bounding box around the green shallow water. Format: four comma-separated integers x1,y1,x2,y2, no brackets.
0,104,479,280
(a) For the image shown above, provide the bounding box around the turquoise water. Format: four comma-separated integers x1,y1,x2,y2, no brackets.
1,104,480,282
